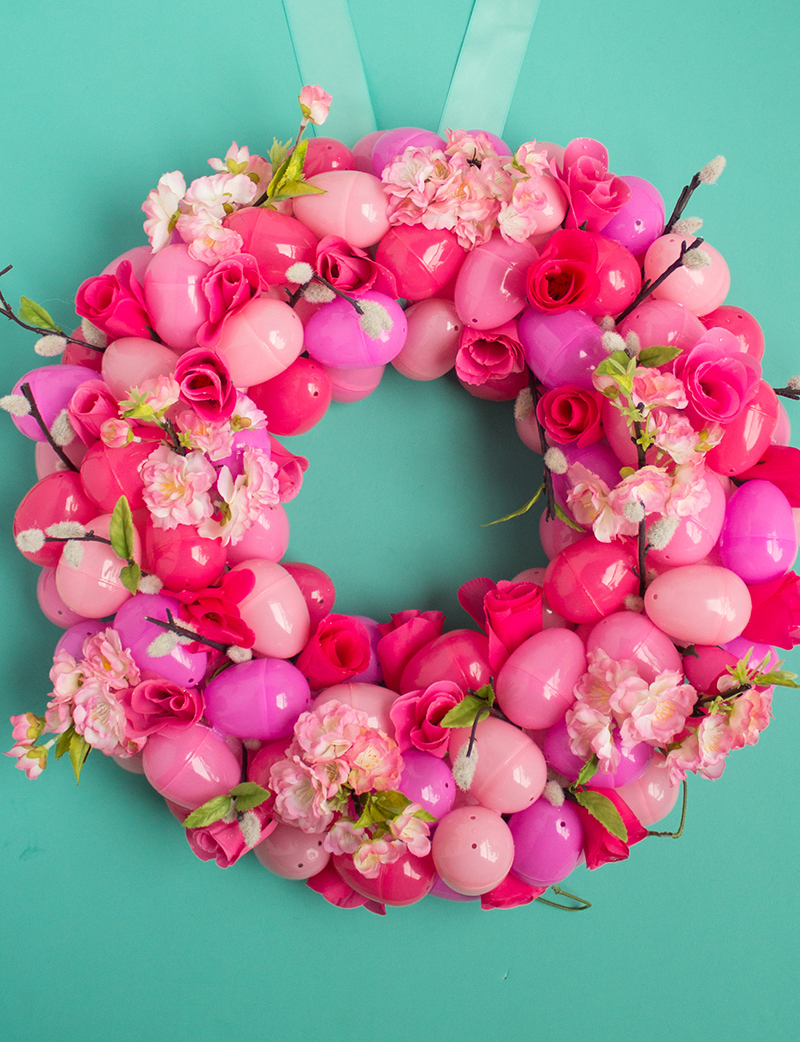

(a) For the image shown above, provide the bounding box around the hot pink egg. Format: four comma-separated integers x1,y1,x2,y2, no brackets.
13,471,98,566
704,381,779,476
333,849,436,906
375,225,466,300
79,439,157,513
303,137,354,177
281,561,336,632
247,356,331,435
399,629,491,695
223,207,318,286
144,519,227,591
701,304,764,361
544,537,638,624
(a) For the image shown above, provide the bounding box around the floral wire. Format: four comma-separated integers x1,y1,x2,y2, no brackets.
537,886,592,911
647,779,688,838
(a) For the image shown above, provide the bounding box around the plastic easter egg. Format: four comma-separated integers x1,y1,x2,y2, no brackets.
303,136,354,176
79,439,157,513
247,357,331,435
303,291,407,368
397,749,456,820
585,235,641,316
600,396,659,469
101,337,178,400
142,721,242,810
281,561,336,632
393,298,462,380
448,716,547,813
213,297,304,388
204,657,311,740
349,616,384,685
143,519,227,591
550,441,624,512
644,234,730,316
705,381,779,476
101,244,154,283
508,797,585,887
683,643,738,694
224,506,290,567
370,127,446,176
495,629,587,729
644,564,752,646
113,592,208,687
37,568,88,628
375,225,466,300
544,717,653,787
519,309,608,391
254,824,330,880
515,398,543,453
601,175,665,255
454,234,539,330
544,537,638,624
432,806,515,896
34,439,87,479
701,304,765,361
53,619,105,659
13,471,98,566
322,363,386,402
430,875,478,901
773,402,791,446
399,629,491,695
223,207,318,286
112,749,145,775
292,170,390,248
54,513,139,618
466,129,511,156
614,752,681,827
619,299,706,353
539,512,586,560
333,849,436,906
11,365,95,442
717,480,797,583
229,559,310,659
142,244,211,350
587,612,682,683
351,130,384,173
313,683,396,735
646,471,728,568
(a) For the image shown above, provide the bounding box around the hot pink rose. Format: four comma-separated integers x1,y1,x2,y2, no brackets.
315,236,397,297
389,680,462,758
186,803,276,868
456,320,528,401
173,569,257,651
122,678,204,739
295,614,372,689
173,348,237,423
480,873,548,910
483,580,545,673
738,446,800,507
306,859,385,914
573,789,647,869
196,253,262,348
525,229,601,313
376,610,445,692
673,330,762,426
75,260,152,341
742,572,800,650
558,138,631,233
268,435,308,502
536,384,604,447
68,380,120,446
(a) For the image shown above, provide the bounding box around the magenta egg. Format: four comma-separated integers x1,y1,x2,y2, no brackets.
644,564,752,645
614,752,681,827
587,612,682,682
399,629,491,695
701,304,764,361
495,629,587,729
717,479,797,583
619,299,706,353
292,170,390,248
519,308,608,391
683,643,738,694
333,849,436,906
254,823,330,880
142,244,211,350
223,207,318,286
204,657,311,740
773,402,791,446
645,234,730,316
585,235,641,316
314,683,396,734
214,297,304,388
370,127,446,176
508,797,584,886
79,439,156,513
144,519,227,591
544,717,652,787
398,749,456,820
247,356,331,435
224,506,290,567
101,337,178,400
432,806,515,896
37,567,88,628
647,472,728,568
229,559,310,658
350,130,384,173
544,537,638,624
448,716,547,813
142,721,242,810
322,362,386,402
281,561,336,632
13,471,99,566
113,592,208,687
705,381,780,476
454,234,539,330
375,224,466,300
53,619,105,659
601,175,665,255
393,298,462,380
303,291,407,369
54,513,139,618
11,364,96,442
303,136,354,177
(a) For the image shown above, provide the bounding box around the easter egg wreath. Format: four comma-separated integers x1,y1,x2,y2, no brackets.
5,85,800,914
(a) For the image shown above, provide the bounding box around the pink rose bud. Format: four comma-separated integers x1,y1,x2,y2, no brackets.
299,84,332,126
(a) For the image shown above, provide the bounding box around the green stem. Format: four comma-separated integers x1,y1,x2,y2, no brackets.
647,779,687,838
537,886,592,911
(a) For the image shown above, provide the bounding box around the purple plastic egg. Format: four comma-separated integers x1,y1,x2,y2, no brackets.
54,619,105,659
398,749,456,820
519,308,608,391
508,797,584,886
303,291,407,368
112,592,208,687
370,127,446,176
543,717,652,787
203,657,311,740
11,365,97,442
601,176,665,254
718,479,797,583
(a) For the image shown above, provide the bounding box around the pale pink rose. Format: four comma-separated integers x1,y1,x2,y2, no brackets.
388,803,432,857
389,681,462,759
5,742,48,779
324,820,367,856
632,369,688,411
140,445,216,530
270,756,336,833
68,380,119,445
208,142,271,189
292,700,370,763
610,465,672,519
71,681,128,756
616,670,698,746
142,171,186,252
665,464,712,518
299,84,332,126
352,837,404,878
565,701,619,774
100,417,135,448
186,802,275,868
81,629,140,690
346,730,403,795
651,409,701,465
727,687,773,749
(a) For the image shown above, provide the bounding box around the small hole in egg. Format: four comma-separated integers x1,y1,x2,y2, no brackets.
470,815,476,820
559,821,566,828
317,840,323,846
471,843,477,849
297,862,304,868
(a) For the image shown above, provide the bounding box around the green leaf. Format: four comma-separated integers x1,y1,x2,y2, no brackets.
18,296,63,333
230,782,271,812
553,501,586,532
270,180,326,202
440,696,491,729
573,789,628,841
575,755,599,787
472,682,496,707
353,804,374,830
68,732,91,784
482,484,544,527
283,138,308,183
182,795,233,829
268,137,290,170
414,808,437,823
637,345,683,368
55,724,76,760
595,351,631,376
753,670,800,689
109,496,135,560
370,789,412,823
119,562,141,595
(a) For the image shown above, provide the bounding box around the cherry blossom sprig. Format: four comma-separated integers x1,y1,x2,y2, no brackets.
252,85,332,208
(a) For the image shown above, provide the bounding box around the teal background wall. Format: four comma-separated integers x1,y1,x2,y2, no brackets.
2,2,798,1040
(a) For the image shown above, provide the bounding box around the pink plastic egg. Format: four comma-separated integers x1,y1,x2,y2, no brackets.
448,716,547,813
495,629,587,729
254,824,330,880
430,875,477,901
142,244,211,350
399,629,491,695
370,127,445,176
454,234,539,330
11,365,95,442
614,752,681,827
247,356,331,435
213,297,304,388
351,130,384,173
519,308,608,391
644,234,730,316
34,439,87,479
587,612,682,682
204,657,311,740
432,806,515,896
101,337,178,400
773,402,791,446
393,298,462,380
303,291,407,368
79,439,157,512
55,513,139,618
544,717,652,787
281,561,336,632
142,721,242,810
375,224,466,300
143,518,227,591
646,471,727,567
584,235,641,316
292,170,390,248
224,506,290,567
303,136,354,176
508,797,584,887
101,244,153,283
619,299,706,353
701,304,764,361
705,381,779,476
398,749,456,819
37,567,88,628
322,363,385,402
229,559,310,658
13,471,99,566
223,207,318,286
544,537,638,624
718,479,797,583
113,592,207,686
313,683,396,734
644,564,752,645
601,175,665,255
53,619,105,659
333,849,436,906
